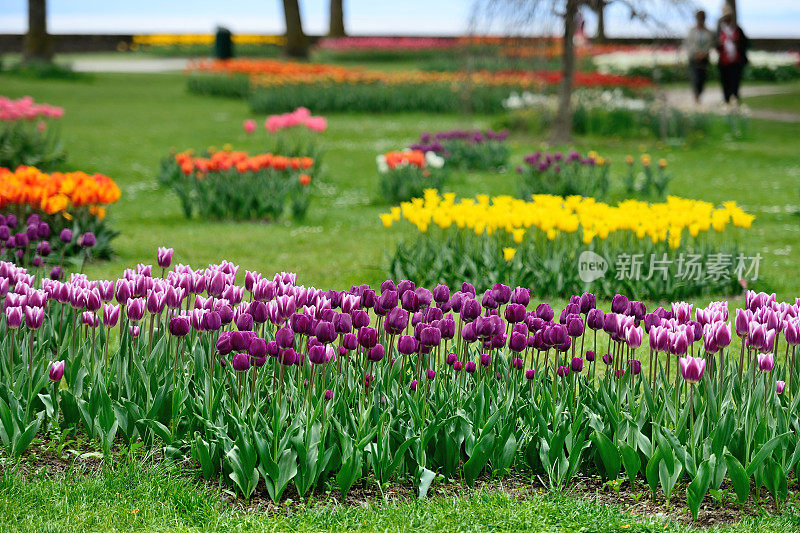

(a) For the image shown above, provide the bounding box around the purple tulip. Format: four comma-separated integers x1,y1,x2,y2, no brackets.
279,348,298,366
570,356,584,373
557,365,570,378
339,332,356,351
491,283,511,305
315,320,337,344
410,379,418,391
126,298,145,322
579,292,596,314
460,298,481,322
352,309,369,329
396,334,416,355
602,353,613,365
465,361,477,373
643,313,661,333
628,359,642,375
509,332,527,352
24,306,44,329
358,326,378,348
432,284,450,304
235,312,253,332
231,352,250,372
504,303,526,324
735,309,751,338
308,344,326,365
216,332,232,355
535,303,554,322
169,315,190,337
776,380,785,394
610,294,628,314
78,232,96,248
510,287,530,306
103,304,120,327
249,337,267,358
566,317,584,338
480,352,491,367
367,344,385,362
757,352,774,373
275,326,295,349
49,360,65,382
129,325,141,338
157,247,173,269
680,356,705,383
49,266,63,280
419,326,441,347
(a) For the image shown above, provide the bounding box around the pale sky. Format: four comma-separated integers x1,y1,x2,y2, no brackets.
1,1,799,38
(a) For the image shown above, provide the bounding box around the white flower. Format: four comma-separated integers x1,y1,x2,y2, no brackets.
502,92,523,109
425,151,445,169
376,154,388,173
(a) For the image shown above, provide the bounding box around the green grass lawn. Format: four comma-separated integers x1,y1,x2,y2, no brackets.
2,72,799,300
2,71,800,531
746,83,800,114
1,460,797,532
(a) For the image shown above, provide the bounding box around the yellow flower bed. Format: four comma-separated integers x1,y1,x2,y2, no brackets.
380,190,753,249
133,34,285,47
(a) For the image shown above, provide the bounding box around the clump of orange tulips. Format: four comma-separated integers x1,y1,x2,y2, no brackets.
159,149,314,222
0,165,120,217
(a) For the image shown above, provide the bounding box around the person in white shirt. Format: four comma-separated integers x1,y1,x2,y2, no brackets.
685,10,714,104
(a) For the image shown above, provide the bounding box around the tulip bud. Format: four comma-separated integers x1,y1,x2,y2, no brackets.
231,352,250,372
169,315,190,337
157,247,174,269
49,360,65,382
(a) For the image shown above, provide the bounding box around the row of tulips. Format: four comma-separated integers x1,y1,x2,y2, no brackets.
186,59,653,114
158,149,313,221
0,250,797,518
516,149,611,200
188,59,653,91
381,190,753,299
409,129,510,171
1,96,65,170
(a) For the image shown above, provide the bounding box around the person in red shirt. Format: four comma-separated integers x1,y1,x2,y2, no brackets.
716,3,749,105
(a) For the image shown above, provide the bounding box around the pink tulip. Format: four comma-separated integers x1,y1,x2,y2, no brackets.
305,116,327,133
243,119,256,134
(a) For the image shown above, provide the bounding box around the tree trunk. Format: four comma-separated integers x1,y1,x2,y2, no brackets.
551,0,578,144
24,0,52,63
594,2,606,43
282,0,309,59
329,0,346,37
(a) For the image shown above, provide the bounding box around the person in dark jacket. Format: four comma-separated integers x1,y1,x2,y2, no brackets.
685,10,714,105
716,3,749,105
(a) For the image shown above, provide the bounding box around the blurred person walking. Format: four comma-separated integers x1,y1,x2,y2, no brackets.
685,10,714,105
716,3,749,106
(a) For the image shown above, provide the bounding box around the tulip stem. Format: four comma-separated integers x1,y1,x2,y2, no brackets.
738,336,746,380
790,346,797,397
690,384,696,469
